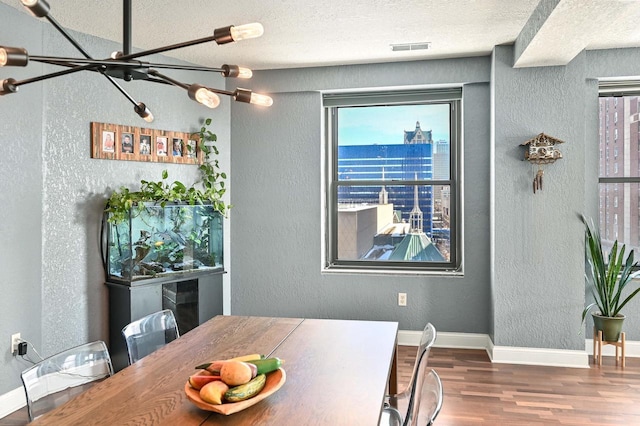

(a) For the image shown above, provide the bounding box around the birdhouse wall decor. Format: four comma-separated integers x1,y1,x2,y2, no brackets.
520,133,564,193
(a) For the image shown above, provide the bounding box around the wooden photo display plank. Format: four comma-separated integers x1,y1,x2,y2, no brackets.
90,122,202,165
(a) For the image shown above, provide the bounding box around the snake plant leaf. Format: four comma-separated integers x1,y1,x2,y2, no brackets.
581,214,640,320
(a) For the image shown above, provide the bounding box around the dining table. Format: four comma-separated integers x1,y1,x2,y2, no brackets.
30,315,399,425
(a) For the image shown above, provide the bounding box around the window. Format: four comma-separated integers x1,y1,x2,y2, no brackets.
323,89,461,273
598,89,640,259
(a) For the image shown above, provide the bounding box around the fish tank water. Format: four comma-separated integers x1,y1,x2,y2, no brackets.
104,203,223,284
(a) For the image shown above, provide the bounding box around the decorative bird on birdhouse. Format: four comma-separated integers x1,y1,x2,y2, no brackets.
520,133,564,193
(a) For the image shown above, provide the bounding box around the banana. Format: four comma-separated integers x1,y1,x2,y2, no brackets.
230,353,263,362
224,374,266,402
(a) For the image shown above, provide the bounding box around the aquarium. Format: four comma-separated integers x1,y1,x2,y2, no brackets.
105,203,223,284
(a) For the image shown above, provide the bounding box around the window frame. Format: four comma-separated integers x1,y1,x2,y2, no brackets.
598,82,640,269
322,88,462,274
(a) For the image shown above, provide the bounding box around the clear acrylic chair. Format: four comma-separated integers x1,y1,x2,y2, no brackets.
421,369,444,425
380,322,437,426
20,340,113,421
121,309,179,364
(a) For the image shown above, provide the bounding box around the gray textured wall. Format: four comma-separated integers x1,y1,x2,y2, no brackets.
491,46,587,349
0,3,44,396
0,3,231,395
490,45,640,349
229,59,493,334
231,47,640,353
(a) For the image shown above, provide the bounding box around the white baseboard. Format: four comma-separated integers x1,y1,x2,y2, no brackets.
0,387,25,420
398,330,592,368
398,330,491,349
489,343,589,368
585,338,640,357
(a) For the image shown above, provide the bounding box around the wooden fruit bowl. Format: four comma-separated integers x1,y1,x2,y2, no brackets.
185,368,286,415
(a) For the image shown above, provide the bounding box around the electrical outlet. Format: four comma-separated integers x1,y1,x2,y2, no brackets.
11,333,21,354
398,293,407,307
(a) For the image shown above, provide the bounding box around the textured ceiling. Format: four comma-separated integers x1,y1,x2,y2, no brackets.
2,0,640,70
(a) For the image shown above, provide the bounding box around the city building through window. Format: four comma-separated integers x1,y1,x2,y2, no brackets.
323,89,461,273
598,89,640,262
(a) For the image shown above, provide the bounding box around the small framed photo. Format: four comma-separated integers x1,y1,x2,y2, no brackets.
187,139,197,159
156,136,168,156
102,131,115,153
139,134,151,156
121,132,134,154
172,137,183,157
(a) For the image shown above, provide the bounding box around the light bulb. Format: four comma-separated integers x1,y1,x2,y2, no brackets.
196,88,220,108
230,23,264,42
0,47,28,67
221,64,253,79
21,0,50,17
134,102,154,123
0,78,18,96
249,92,273,107
237,67,253,79
189,85,220,109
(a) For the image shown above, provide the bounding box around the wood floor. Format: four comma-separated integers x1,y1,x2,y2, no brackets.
412,346,640,425
2,347,640,425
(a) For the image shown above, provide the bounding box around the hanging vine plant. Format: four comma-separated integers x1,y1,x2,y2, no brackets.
105,118,231,223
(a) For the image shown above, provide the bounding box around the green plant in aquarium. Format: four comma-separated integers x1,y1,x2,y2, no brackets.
105,117,231,224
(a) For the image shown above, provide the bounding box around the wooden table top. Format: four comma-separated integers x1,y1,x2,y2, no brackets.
30,315,398,426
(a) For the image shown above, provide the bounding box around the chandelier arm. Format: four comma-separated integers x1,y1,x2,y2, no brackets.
29,56,227,75
143,77,177,86
104,74,138,106
44,15,94,60
43,12,145,108
11,63,102,87
30,55,148,69
113,36,217,62
143,63,226,73
147,69,189,90
202,87,235,97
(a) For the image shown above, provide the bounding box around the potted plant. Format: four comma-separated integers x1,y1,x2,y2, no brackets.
581,215,640,342
103,118,229,281
105,118,230,223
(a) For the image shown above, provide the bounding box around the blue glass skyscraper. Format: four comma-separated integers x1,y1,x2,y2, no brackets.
337,142,434,236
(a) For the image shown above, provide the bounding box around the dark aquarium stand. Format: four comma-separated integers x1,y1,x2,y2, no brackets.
102,204,224,371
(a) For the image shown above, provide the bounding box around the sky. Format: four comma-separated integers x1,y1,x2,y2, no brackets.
338,104,450,146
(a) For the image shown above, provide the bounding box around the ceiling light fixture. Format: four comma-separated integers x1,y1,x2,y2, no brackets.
0,0,273,122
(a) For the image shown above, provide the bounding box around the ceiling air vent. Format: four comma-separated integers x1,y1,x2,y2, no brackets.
390,42,431,52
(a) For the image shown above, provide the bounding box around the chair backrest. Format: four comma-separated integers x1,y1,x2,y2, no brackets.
403,323,437,426
398,322,437,400
20,340,113,421
421,369,443,426
121,309,179,364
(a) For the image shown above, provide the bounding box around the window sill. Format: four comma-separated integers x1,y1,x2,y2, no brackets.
321,266,464,277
